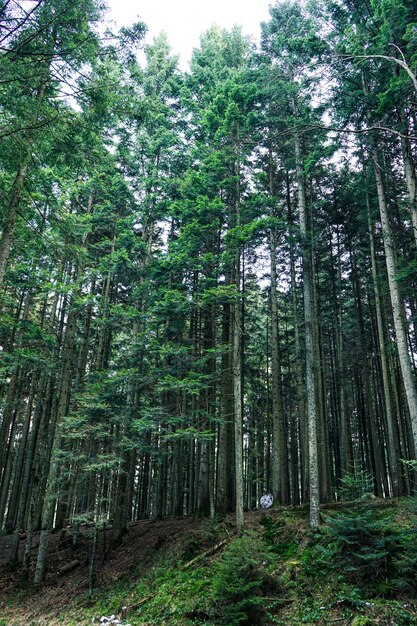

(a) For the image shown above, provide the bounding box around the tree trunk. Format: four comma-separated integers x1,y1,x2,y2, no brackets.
269,229,289,504
287,172,308,502
369,137,417,452
0,164,29,288
398,108,417,248
233,250,244,531
365,183,400,495
216,284,234,513
34,299,78,584
294,131,320,529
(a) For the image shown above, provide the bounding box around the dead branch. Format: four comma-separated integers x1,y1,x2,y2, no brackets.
183,539,228,569
58,559,80,576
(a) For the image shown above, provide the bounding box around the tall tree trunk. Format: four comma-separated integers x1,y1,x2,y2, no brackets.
366,183,401,495
294,131,320,529
216,281,234,513
233,141,244,531
269,230,289,504
33,297,78,584
233,250,244,531
0,164,28,288
398,108,417,248
4,375,37,534
268,151,289,504
368,132,417,452
286,172,307,502
197,308,215,515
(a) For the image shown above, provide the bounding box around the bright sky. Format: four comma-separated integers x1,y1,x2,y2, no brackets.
106,0,272,68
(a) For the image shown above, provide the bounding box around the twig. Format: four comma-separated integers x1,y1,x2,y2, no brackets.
126,594,156,612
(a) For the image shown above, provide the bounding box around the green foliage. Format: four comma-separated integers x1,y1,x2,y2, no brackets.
260,514,299,558
320,502,417,597
5,505,417,624
322,507,394,586
338,469,375,501
85,558,213,626
2,0,417,618
213,530,278,625
391,500,417,594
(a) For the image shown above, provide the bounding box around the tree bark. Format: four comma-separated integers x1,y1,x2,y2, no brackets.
269,229,289,504
233,250,244,531
398,109,417,248
0,164,28,288
294,131,320,529
365,184,400,495
369,138,417,452
34,298,78,584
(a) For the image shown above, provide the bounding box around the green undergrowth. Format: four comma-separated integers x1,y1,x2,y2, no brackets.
6,500,417,625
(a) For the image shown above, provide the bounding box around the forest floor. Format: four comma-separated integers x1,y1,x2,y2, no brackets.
1,500,417,625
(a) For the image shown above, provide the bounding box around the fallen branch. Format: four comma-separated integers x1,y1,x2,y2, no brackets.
183,539,228,569
58,559,80,576
122,539,228,615
125,594,156,613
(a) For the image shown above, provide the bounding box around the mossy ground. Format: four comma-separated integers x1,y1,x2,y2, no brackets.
1,500,417,625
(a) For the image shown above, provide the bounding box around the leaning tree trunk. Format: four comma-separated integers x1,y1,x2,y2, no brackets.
362,74,417,453
365,182,400,495
0,72,50,288
368,136,417,453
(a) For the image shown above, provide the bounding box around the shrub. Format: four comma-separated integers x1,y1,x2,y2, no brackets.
323,507,396,588
260,515,298,558
213,530,277,625
337,469,375,501
391,501,417,595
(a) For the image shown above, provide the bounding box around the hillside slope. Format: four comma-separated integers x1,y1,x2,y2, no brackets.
1,501,417,625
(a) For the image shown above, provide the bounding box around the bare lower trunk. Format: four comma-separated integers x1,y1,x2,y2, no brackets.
269,230,289,504
370,143,417,452
0,165,28,287
399,109,417,248
216,289,234,513
295,131,320,529
233,254,244,531
287,176,307,501
34,303,78,584
366,187,400,495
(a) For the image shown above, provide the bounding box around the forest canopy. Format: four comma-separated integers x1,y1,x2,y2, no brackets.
1,0,417,586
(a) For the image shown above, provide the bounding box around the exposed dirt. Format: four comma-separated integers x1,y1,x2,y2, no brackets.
0,511,255,625
0,517,213,626
1,504,413,625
